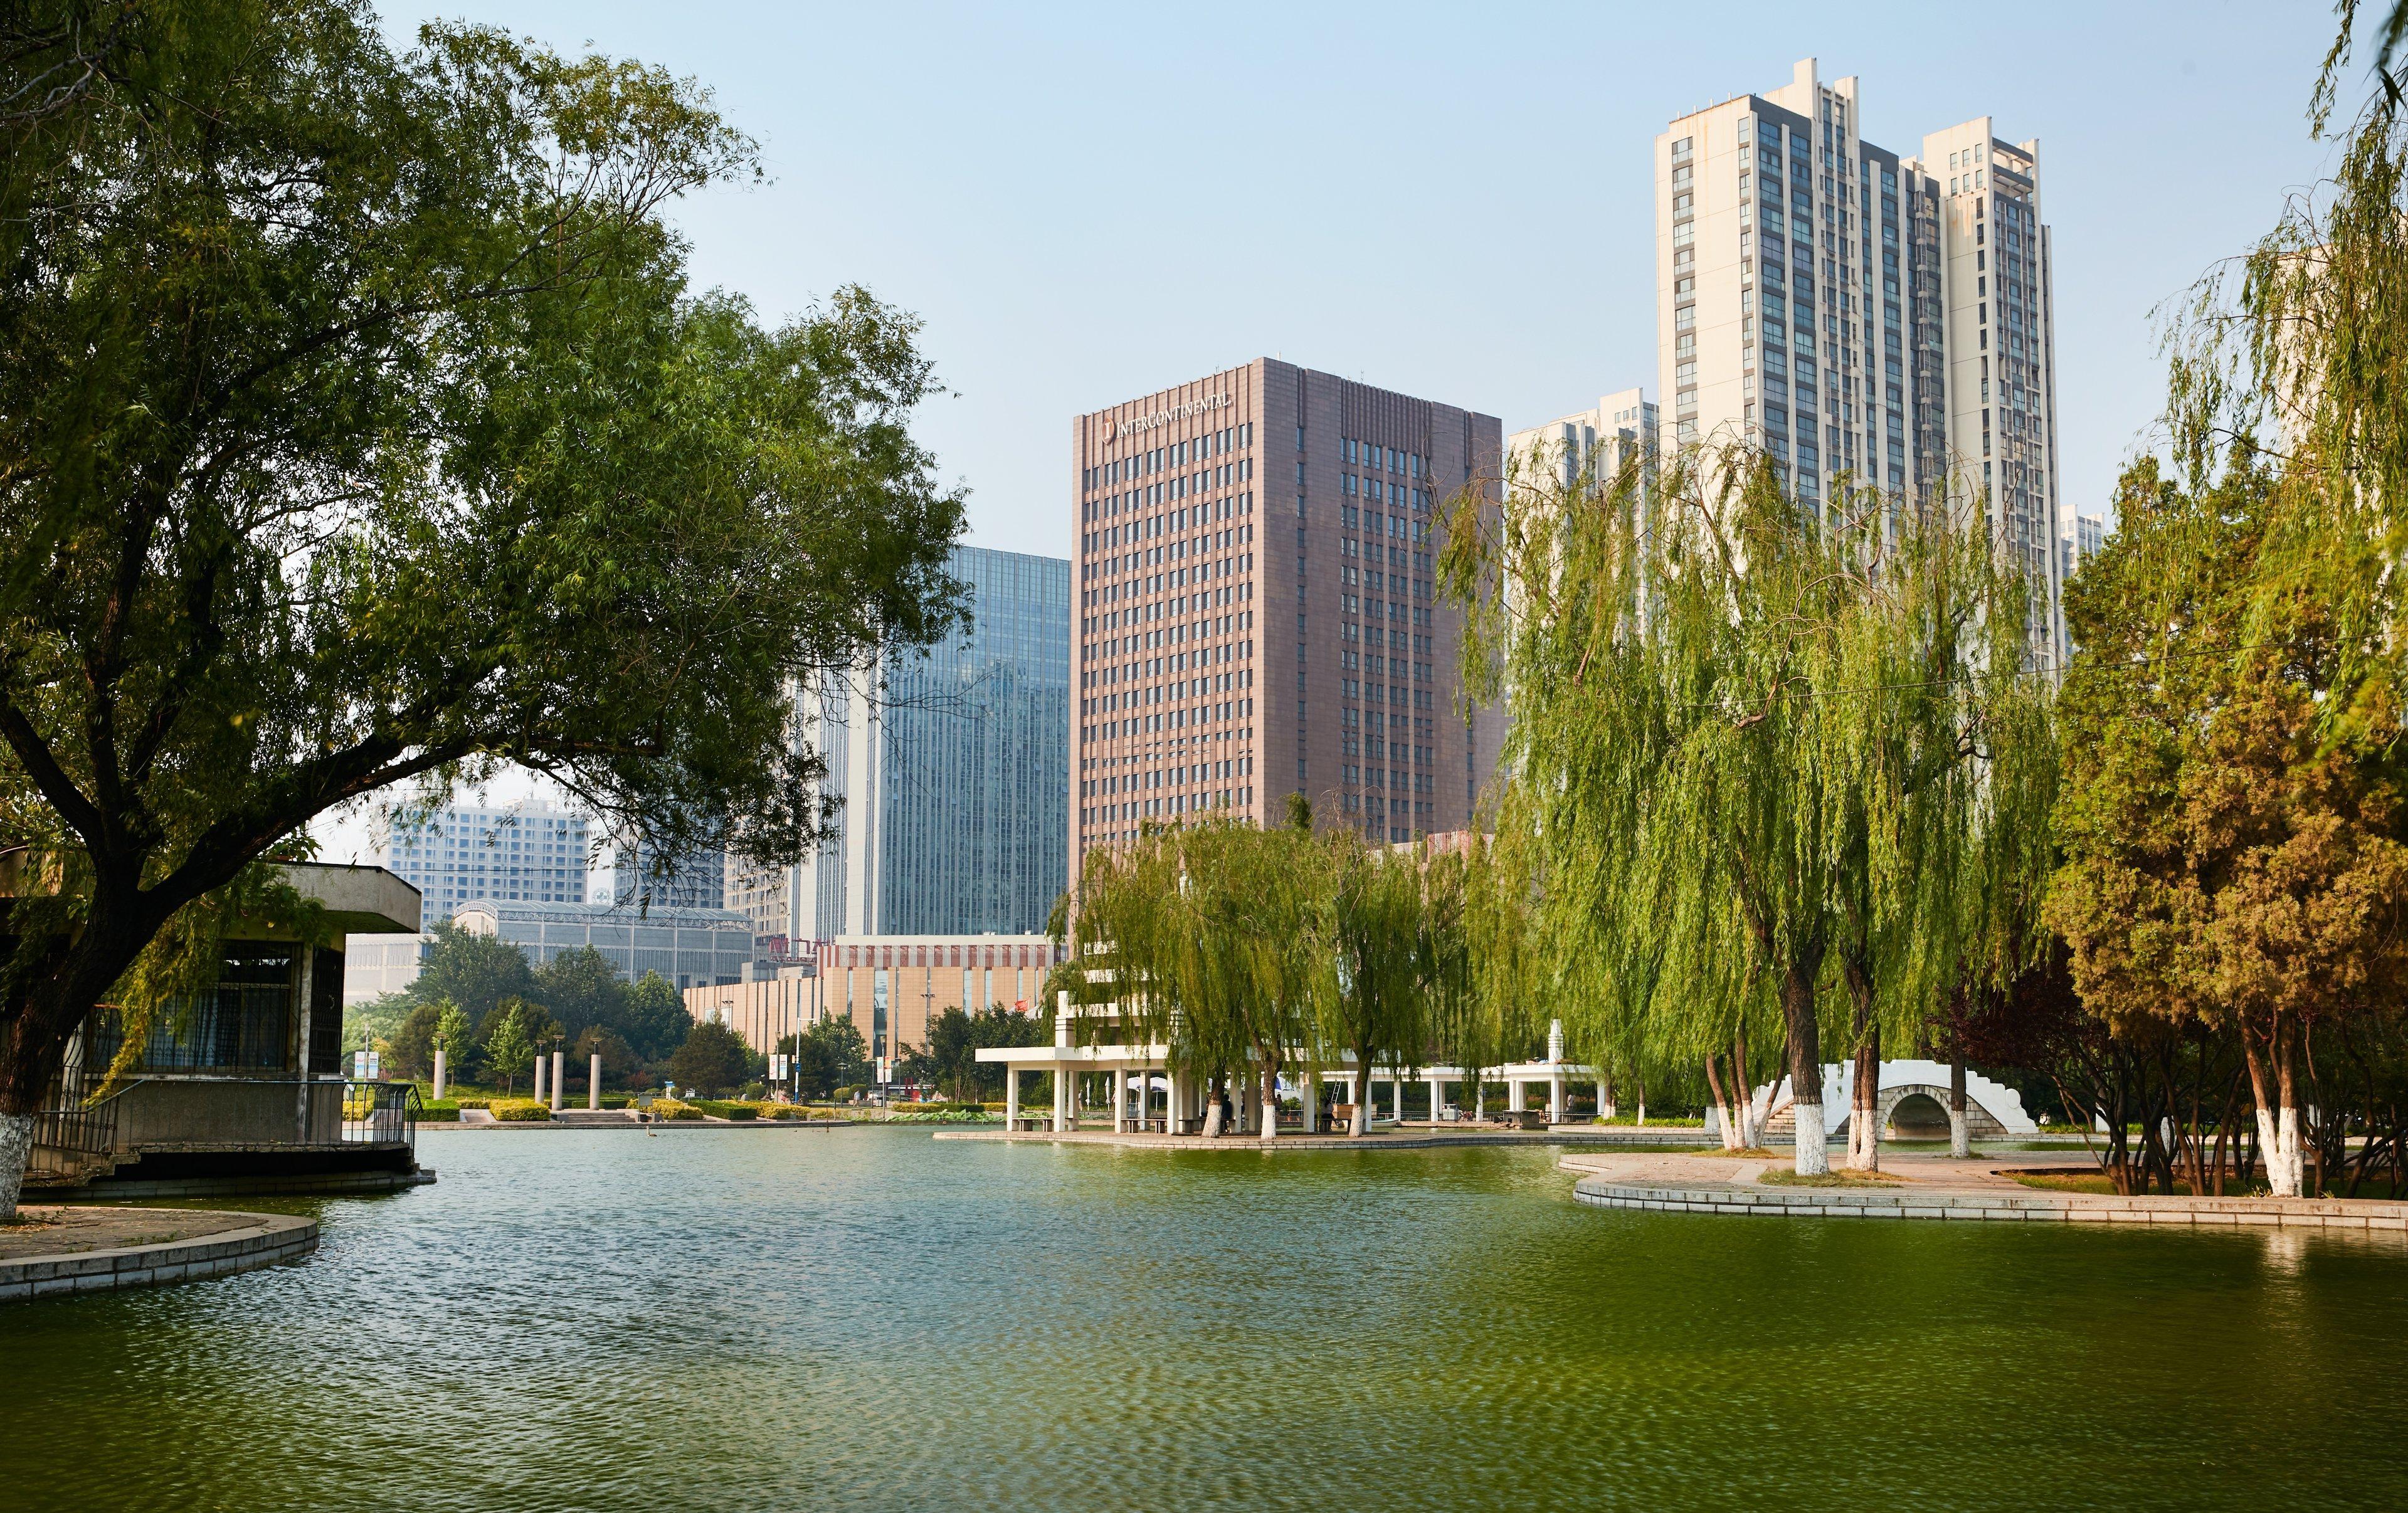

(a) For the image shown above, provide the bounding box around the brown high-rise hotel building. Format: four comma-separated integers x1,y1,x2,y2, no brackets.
1072,358,1502,875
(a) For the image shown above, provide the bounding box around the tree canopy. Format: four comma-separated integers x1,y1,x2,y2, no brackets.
0,0,965,1209
1440,441,2052,1173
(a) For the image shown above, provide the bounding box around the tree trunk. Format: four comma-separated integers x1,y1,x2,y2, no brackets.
1782,966,1829,1176
1635,1074,1647,1128
0,1112,33,1223
1732,1026,1758,1149
1851,1023,1881,1172
1259,1062,1279,1141
2245,1021,2306,1198
1600,1068,1616,1121
1350,1061,1371,1137
1949,1043,1970,1158
1704,1052,1743,1150
1201,1076,1225,1139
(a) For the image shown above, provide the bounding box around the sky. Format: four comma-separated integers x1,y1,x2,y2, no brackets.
322,0,2359,862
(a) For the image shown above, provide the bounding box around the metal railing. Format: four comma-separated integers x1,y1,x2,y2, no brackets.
340,1080,421,1150
27,1063,136,1180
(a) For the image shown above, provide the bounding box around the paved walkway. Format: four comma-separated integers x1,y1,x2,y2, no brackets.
935,1124,1726,1151
1560,1149,2408,1229
1,1205,317,1300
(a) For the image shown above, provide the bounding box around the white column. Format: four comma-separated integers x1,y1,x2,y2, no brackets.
1005,1067,1020,1127
1508,1079,1526,1114
1550,1073,1566,1124
589,1052,603,1112
1390,1077,1403,1123
549,1050,564,1112
1113,1068,1129,1133
532,1055,546,1103
1548,1018,1565,1064
1052,1061,1071,1133
432,1048,448,1101
1427,1076,1444,1123
1302,1076,1319,1134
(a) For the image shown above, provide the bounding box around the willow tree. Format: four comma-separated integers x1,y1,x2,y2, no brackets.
1064,818,1325,1137
0,3,966,1214
1445,433,2051,1174
1817,477,2058,1171
1319,831,1467,1135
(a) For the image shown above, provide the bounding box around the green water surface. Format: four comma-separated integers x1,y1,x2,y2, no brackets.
3,1126,2402,1511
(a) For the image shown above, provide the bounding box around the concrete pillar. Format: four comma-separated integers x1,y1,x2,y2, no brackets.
1474,1080,1486,1122
1113,1068,1129,1133
1005,1067,1020,1126
1052,1061,1070,1133
1427,1076,1444,1124
432,1049,448,1100
1548,1018,1565,1064
1508,1079,1526,1114
1302,1076,1319,1134
1550,1073,1566,1124
589,1052,602,1112
1391,1077,1403,1123
532,1055,546,1103
549,1050,564,1112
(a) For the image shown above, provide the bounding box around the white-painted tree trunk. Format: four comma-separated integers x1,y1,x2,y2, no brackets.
1259,1067,1279,1141
1949,1052,1970,1158
2258,1105,2305,1197
1350,1067,1371,1137
1792,1101,1830,1176
1201,1078,1225,1139
0,1112,34,1223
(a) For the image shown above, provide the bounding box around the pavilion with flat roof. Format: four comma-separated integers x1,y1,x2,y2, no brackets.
976,995,1606,1134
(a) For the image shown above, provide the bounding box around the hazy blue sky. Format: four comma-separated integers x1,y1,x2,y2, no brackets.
324,0,2358,860
376,0,2351,551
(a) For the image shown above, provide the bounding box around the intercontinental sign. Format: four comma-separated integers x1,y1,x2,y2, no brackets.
1107,391,1232,440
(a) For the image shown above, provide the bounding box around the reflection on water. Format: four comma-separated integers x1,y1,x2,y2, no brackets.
3,1127,2404,1511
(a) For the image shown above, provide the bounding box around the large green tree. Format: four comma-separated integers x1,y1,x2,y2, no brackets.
411,923,539,1025
1320,829,1457,1136
1065,818,1324,1137
1442,441,2050,1174
668,1018,751,1099
779,1015,870,1100
0,2,964,1213
2049,456,2408,1196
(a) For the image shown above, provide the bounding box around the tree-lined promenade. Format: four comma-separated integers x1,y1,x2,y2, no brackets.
5,0,2408,1218
1053,9,2408,1198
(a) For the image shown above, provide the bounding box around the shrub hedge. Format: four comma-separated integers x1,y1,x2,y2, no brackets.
489,1099,551,1122
645,1099,703,1121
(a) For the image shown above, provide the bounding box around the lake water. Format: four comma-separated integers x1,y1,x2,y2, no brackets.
4,1126,2404,1511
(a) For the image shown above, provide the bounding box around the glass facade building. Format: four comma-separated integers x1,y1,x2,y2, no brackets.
452,899,752,989
784,545,1071,941
878,547,1070,934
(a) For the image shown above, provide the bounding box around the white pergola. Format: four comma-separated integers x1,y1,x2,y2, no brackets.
976,1000,1607,1134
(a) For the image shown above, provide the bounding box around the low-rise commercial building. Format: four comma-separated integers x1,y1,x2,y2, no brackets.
683,932,1060,1073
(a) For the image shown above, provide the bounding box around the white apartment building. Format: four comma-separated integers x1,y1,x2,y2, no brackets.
1656,59,2064,666
1506,387,1659,497
378,801,589,914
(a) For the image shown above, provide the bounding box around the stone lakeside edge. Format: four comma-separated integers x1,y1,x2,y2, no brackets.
1567,1172,2408,1228
0,1211,319,1301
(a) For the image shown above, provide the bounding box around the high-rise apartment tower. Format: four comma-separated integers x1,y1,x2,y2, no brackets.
378,801,589,914
1656,59,2063,663
1072,359,1502,876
